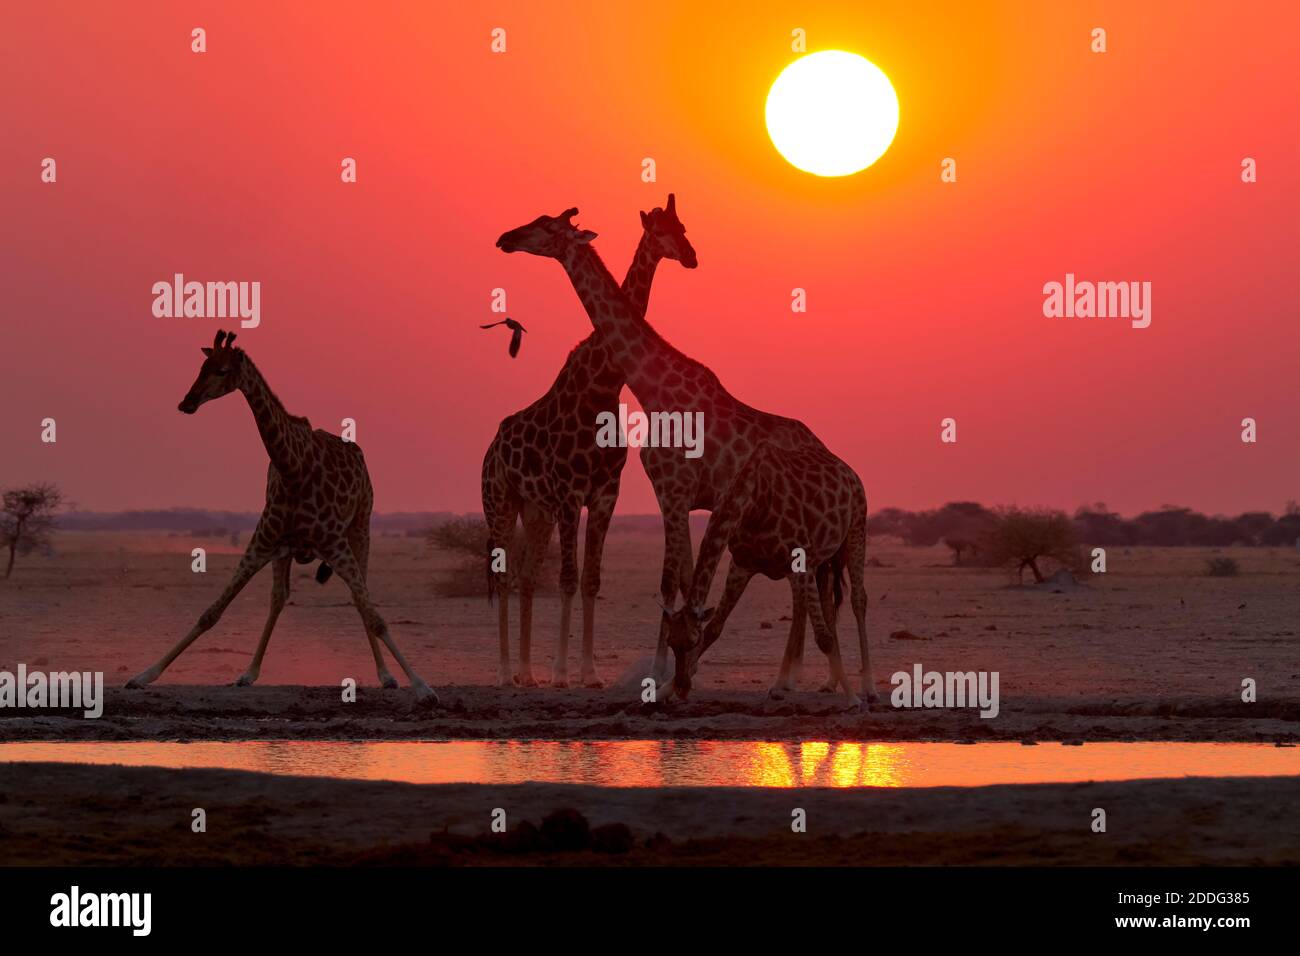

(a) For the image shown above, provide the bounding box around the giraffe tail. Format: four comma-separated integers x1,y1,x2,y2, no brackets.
830,550,846,609
315,562,334,585
485,536,497,605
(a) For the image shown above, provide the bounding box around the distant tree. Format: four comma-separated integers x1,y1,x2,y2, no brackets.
943,535,980,566
1,483,64,579
939,503,995,565
1191,516,1242,547
980,507,1080,584
1132,506,1203,546
1260,507,1300,547
865,507,911,541
1072,502,1135,546
1230,511,1274,546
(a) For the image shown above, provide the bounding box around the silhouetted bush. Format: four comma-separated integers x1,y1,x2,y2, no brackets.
1206,557,1240,577
426,516,556,597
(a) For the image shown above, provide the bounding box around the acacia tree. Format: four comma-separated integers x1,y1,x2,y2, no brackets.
1,483,64,579
980,507,1080,584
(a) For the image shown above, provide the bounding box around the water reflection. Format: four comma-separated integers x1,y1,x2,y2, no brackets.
0,740,1293,788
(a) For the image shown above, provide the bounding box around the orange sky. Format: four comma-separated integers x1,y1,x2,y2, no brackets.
3,1,1298,516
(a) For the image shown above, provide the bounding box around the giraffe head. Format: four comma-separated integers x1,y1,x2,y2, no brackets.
178,329,244,414
639,193,697,269
663,601,714,699
496,207,598,259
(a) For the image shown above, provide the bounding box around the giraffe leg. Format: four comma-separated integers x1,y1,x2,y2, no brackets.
798,572,859,708
127,538,276,687
652,503,692,682
515,507,551,687
688,560,753,670
815,563,839,694
350,518,396,689
234,555,290,686
551,506,580,687
771,578,807,698
326,545,437,705
579,484,618,687
847,516,879,705
486,499,520,687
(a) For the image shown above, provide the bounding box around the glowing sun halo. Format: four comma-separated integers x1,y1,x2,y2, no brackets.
766,50,899,177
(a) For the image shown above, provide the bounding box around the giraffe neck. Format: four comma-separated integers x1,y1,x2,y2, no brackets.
619,232,661,319
560,242,680,402
237,356,312,481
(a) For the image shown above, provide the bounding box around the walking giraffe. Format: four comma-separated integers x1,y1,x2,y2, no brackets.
126,330,436,703
662,440,878,707
483,201,697,686
495,200,860,692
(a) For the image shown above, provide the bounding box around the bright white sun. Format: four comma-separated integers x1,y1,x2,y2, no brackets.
765,50,899,177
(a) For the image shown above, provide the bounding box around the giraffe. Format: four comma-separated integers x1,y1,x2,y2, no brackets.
125,330,437,703
661,440,878,707
495,198,849,690
483,203,697,687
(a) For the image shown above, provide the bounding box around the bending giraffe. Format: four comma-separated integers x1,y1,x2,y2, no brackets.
483,202,697,686
495,200,851,691
662,441,878,707
126,330,437,704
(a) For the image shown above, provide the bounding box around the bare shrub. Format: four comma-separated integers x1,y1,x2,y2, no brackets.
1205,556,1240,577
426,516,556,597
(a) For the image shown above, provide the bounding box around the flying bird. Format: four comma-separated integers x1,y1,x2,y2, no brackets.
480,317,527,358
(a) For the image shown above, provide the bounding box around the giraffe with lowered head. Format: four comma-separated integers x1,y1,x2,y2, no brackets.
126,330,437,703
662,440,878,707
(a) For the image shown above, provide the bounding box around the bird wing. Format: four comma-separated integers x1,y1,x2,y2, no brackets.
508,327,523,358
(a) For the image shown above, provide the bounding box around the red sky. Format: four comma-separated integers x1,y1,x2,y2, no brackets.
3,1,1298,516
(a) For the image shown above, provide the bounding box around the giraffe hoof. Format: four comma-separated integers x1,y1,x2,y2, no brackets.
412,683,439,706
233,673,257,687
125,671,157,689
768,685,790,700
581,672,605,689
817,681,837,694
514,672,538,688
380,675,399,690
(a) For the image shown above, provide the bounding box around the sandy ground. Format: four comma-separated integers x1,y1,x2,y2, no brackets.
2,762,1295,866
1,532,1297,742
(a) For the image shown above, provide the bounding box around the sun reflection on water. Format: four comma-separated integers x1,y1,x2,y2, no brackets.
0,740,1293,788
